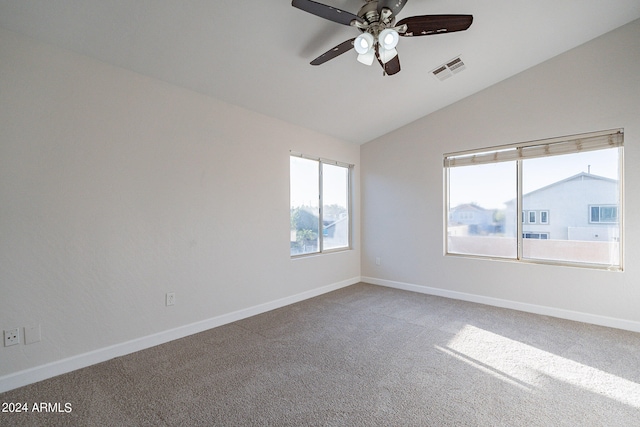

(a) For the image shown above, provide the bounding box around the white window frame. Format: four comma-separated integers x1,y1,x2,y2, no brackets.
290,153,353,257
528,211,537,224
444,129,624,271
540,210,549,224
589,205,618,224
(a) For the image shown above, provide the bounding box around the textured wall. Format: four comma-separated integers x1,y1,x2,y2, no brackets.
0,28,360,379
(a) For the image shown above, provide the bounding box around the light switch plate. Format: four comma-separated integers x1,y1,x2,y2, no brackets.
24,325,41,345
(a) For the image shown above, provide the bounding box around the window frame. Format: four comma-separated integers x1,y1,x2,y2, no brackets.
540,210,549,224
589,205,619,224
443,129,624,271
523,232,549,239
290,153,353,257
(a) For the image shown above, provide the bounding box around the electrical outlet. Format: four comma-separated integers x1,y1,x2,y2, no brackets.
4,328,20,347
375,257,381,266
166,292,175,306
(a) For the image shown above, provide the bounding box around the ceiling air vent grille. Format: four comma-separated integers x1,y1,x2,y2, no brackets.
432,56,466,81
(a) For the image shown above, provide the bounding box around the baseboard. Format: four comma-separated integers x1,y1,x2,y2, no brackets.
0,276,360,393
362,276,640,333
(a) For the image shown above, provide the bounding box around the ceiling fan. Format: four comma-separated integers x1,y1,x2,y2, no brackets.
292,0,473,76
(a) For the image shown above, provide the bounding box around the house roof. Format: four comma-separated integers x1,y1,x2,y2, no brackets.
527,172,616,195
451,203,489,212
504,172,618,205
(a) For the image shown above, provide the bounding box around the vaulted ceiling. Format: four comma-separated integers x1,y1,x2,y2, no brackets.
1,1,639,144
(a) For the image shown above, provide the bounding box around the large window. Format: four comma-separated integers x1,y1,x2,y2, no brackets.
444,129,624,270
290,154,351,256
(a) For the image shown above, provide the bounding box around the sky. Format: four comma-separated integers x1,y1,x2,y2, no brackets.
290,156,349,208
448,148,620,210
291,148,621,212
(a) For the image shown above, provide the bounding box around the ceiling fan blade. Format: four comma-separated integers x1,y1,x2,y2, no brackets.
397,14,473,37
376,45,401,76
310,38,355,65
292,0,363,26
383,55,401,75
378,0,408,16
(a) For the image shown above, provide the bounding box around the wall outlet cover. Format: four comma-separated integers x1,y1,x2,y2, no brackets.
166,292,175,306
4,328,20,346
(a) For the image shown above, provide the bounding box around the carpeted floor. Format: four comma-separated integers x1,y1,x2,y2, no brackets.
2,282,640,426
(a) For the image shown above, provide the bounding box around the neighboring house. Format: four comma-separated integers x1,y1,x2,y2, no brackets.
449,203,500,236
505,172,619,241
290,211,349,254
323,215,349,248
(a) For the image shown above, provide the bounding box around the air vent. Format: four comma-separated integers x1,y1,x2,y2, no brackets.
432,56,466,81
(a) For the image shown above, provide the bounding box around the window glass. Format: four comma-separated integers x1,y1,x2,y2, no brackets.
290,157,319,255
540,211,549,224
447,161,517,258
590,205,618,223
290,155,351,256
521,149,620,265
322,163,350,251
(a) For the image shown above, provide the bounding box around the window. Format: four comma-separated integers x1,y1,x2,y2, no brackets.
444,129,623,270
290,154,351,256
590,205,618,223
523,232,549,239
540,210,549,224
525,210,549,224
447,161,516,258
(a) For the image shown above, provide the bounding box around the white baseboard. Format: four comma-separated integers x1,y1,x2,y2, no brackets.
0,276,360,393
362,276,640,333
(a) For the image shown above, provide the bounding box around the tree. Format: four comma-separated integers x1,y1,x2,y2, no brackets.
322,204,347,219
291,206,319,233
291,206,319,253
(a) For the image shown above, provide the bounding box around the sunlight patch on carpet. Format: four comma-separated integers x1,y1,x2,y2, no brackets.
443,324,640,408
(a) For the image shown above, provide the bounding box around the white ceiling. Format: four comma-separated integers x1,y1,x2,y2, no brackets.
1,1,639,144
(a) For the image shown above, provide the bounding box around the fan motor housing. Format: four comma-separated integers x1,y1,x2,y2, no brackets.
357,1,396,33
358,2,380,25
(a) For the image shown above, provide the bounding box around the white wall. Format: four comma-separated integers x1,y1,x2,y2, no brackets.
0,28,360,389
361,19,640,329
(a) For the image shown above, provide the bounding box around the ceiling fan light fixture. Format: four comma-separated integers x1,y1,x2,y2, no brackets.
354,32,375,54
378,28,399,50
379,47,398,64
357,50,375,66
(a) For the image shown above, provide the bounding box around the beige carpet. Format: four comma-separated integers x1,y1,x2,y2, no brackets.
2,282,640,426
